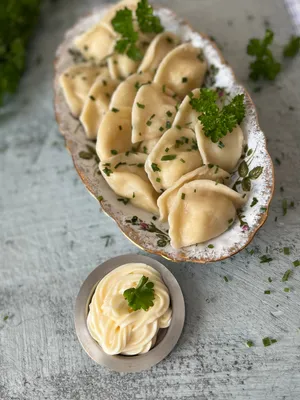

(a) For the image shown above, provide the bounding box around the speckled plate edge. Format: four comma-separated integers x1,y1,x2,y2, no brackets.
54,4,275,264
74,254,185,372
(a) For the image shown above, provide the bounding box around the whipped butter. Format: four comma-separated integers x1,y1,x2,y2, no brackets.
87,263,172,355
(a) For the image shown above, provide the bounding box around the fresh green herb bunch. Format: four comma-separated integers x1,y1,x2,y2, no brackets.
0,0,41,105
111,0,163,61
123,275,155,311
283,35,300,57
189,88,245,143
247,29,281,81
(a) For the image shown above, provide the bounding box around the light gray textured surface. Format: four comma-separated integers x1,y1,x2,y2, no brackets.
1,0,300,399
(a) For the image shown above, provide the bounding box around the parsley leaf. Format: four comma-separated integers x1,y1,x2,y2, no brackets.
0,0,41,105
189,88,245,143
136,0,164,33
283,36,300,58
247,29,281,80
123,275,155,311
111,7,142,61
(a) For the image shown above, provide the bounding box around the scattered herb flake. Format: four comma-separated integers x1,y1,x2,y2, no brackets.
281,269,292,282
151,163,161,172
182,77,188,83
118,198,130,205
89,95,96,101
224,276,229,282
268,277,272,282
260,255,273,263
283,35,300,58
246,340,254,348
110,149,118,155
103,167,113,176
137,102,145,109
264,290,271,294
111,107,119,113
208,244,214,249
156,177,161,183
293,260,300,267
275,157,281,165
283,247,290,255
251,197,258,207
262,337,277,347
284,287,290,293
282,199,288,216
181,193,186,200
161,154,177,161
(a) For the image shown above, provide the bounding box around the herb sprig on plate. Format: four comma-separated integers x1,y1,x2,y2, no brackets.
189,88,245,144
111,0,163,61
123,275,155,311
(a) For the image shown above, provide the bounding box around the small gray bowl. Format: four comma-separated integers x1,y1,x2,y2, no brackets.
74,254,185,372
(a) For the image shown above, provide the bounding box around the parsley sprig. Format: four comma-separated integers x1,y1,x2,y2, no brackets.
189,88,245,143
111,0,163,61
136,0,164,33
123,275,155,311
112,8,142,61
247,29,281,80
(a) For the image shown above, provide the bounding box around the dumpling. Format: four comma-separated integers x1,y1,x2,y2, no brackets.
138,137,160,155
196,123,244,172
110,72,152,109
108,34,151,80
138,32,180,74
168,180,247,248
158,165,230,221
145,127,203,192
154,43,208,98
100,153,159,213
80,74,119,139
59,63,107,117
173,89,201,129
131,82,177,143
73,23,116,63
96,108,132,161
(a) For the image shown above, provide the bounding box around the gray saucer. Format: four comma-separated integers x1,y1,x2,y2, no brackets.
74,254,185,372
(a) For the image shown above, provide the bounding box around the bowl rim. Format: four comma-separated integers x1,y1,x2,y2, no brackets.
54,4,275,264
74,254,185,372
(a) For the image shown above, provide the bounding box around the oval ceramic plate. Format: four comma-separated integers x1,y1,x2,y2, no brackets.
54,4,274,263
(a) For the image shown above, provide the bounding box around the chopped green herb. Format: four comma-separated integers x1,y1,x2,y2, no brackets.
79,151,93,160
166,36,173,43
151,163,161,172
115,162,126,169
111,107,119,113
260,255,273,263
284,287,290,293
247,29,281,80
123,275,155,311
118,198,130,205
228,218,233,225
159,126,164,132
283,35,300,58
283,247,290,255
208,163,214,169
103,167,113,176
264,290,271,295
268,277,272,283
224,276,229,282
162,84,166,93
143,146,147,154
260,207,267,212
137,163,144,168
132,192,135,198
156,177,161,183
218,141,225,149
165,147,169,153
180,158,185,163
197,50,204,62
208,244,214,249
146,120,152,126
182,77,188,83
166,110,173,117
119,125,122,130
262,337,277,347
251,197,258,207
181,193,186,200
282,199,288,216
3,315,8,321
97,195,103,201
246,340,254,348
89,95,96,101
175,124,182,130
137,102,145,109
166,121,172,129
161,154,177,161
282,269,292,282
293,260,300,267
110,149,118,155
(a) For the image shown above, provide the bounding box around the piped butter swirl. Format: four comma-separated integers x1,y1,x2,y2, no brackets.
87,263,172,355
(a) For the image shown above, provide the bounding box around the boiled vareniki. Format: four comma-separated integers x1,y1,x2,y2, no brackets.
168,180,247,248
158,165,230,221
100,153,159,214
